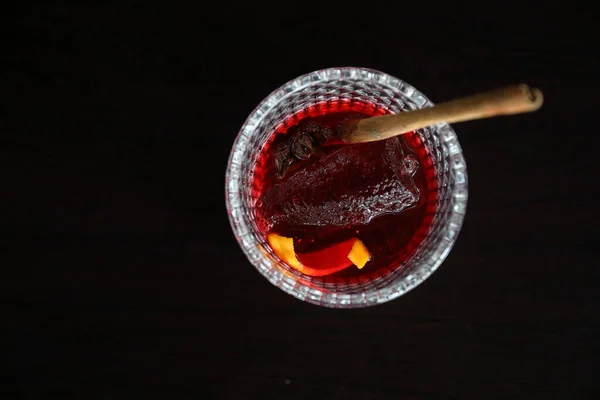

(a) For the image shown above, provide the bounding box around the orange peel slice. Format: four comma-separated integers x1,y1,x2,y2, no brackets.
267,233,371,277
348,239,370,269
266,233,304,271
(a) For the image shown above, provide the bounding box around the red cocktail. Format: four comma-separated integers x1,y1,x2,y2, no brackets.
226,67,467,308
251,100,438,283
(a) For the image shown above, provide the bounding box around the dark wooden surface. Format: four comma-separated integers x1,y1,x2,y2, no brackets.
2,2,599,399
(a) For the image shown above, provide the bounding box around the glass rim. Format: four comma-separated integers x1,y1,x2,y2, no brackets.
225,66,468,308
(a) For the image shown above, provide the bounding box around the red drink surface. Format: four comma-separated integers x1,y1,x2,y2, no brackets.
251,101,438,282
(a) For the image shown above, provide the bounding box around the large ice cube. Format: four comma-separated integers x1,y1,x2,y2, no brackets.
258,137,420,229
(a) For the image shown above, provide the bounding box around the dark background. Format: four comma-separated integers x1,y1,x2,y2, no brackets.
2,2,599,399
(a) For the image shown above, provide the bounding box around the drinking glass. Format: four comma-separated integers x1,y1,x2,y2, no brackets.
225,67,468,308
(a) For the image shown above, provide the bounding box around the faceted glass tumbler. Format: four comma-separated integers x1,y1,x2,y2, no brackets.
225,67,468,308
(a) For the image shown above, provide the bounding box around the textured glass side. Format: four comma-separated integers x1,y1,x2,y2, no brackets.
225,67,468,308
